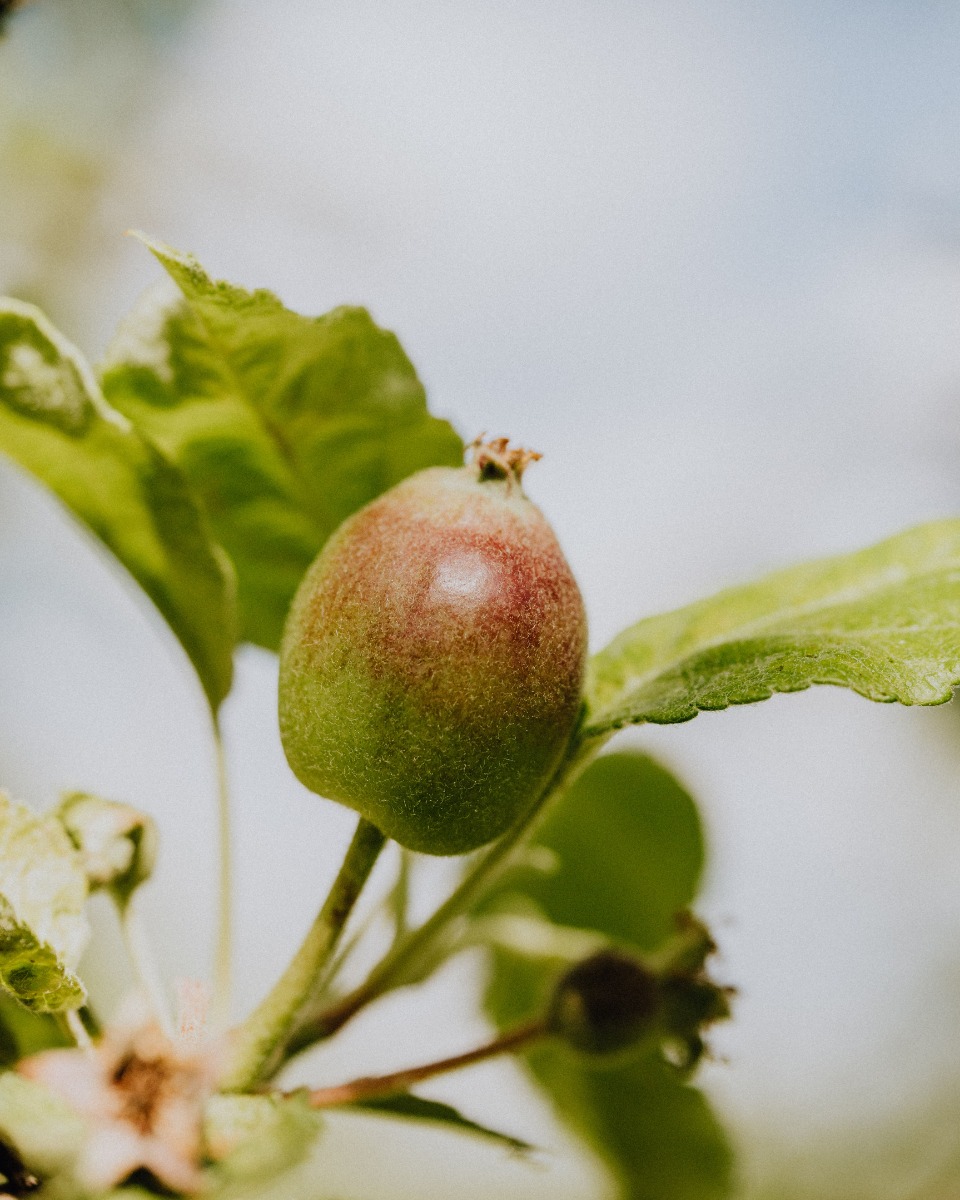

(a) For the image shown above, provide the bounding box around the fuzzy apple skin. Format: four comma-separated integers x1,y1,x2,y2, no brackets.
278,463,588,855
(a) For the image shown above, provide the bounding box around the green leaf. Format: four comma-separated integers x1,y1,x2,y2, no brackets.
481,752,705,955
0,793,89,1013
0,299,235,709
351,1093,533,1155
0,993,71,1068
100,239,464,650
483,753,733,1200
524,1047,732,1200
204,1093,324,1197
585,519,960,738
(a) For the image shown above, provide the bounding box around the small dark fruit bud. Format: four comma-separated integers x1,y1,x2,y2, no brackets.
0,2,28,38
547,950,662,1056
278,438,588,855
548,950,660,1057
549,919,732,1066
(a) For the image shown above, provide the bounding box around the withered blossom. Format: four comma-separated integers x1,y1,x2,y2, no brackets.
18,986,222,1194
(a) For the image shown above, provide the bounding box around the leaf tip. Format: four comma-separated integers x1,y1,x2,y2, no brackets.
125,228,158,252
129,231,203,282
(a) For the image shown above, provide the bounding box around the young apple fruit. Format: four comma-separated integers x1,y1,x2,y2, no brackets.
278,439,588,855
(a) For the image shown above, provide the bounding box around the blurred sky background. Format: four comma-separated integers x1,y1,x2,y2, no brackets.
4,2,960,1197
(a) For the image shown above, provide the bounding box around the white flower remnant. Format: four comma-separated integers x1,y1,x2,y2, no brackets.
18,990,223,1194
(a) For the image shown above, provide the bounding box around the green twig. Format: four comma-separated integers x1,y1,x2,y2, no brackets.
223,816,387,1091
58,1010,92,1051
314,845,414,1000
302,734,597,1048
212,723,233,1029
118,895,173,1037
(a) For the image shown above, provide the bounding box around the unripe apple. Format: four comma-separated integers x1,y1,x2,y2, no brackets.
278,439,588,855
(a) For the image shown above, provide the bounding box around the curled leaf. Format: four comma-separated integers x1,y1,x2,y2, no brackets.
56,792,157,907
351,1093,533,1156
0,299,236,709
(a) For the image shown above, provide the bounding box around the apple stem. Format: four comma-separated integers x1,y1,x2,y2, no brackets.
221,816,387,1091
298,736,596,1050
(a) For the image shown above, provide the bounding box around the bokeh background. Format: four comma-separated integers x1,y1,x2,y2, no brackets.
3,2,960,1196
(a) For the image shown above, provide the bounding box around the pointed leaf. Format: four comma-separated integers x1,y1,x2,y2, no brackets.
484,754,732,1200
100,240,464,650
0,299,235,708
352,1093,533,1154
0,793,89,1013
585,519,960,738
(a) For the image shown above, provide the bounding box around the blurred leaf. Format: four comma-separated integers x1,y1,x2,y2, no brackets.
388,848,414,941
0,993,71,1068
0,1072,86,1178
0,299,235,708
482,752,704,954
525,1046,731,1200
204,1092,324,1197
585,519,960,738
100,239,464,650
352,1093,533,1154
0,792,89,1013
484,753,733,1200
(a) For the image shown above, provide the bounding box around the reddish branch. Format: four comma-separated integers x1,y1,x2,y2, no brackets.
306,1018,548,1108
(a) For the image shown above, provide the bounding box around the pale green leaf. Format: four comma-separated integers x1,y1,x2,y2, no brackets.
585,519,960,738
204,1092,324,1196
0,299,235,709
0,793,89,1013
0,1072,86,1178
484,754,732,1200
100,239,464,650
